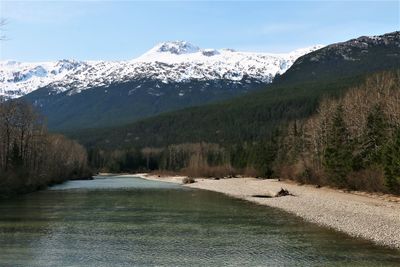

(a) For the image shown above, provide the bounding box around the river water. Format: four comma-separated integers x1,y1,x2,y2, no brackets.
0,175,399,266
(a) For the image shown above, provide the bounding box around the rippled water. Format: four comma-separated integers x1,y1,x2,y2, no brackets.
0,175,399,266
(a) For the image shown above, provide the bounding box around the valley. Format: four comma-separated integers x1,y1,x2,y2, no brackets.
1,3,399,263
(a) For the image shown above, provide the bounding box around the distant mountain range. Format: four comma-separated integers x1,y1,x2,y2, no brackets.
1,41,321,99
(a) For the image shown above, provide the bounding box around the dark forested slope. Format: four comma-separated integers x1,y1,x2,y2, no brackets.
23,79,266,130
71,76,359,149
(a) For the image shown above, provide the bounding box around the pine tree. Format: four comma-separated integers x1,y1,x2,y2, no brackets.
323,105,353,187
383,129,400,193
361,104,388,166
10,141,23,170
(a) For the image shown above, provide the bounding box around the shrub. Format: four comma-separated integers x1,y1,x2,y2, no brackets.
346,167,386,192
182,163,236,178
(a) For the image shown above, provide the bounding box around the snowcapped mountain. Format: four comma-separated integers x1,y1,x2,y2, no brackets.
0,60,89,99
1,41,323,99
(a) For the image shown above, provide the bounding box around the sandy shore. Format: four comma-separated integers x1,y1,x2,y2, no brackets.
134,173,400,249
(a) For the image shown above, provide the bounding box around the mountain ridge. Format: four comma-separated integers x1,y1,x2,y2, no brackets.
275,31,400,84
0,42,322,99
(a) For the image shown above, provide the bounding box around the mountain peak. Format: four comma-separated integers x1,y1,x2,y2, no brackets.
151,41,200,55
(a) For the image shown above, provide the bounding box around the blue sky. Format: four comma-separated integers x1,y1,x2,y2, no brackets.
0,1,399,61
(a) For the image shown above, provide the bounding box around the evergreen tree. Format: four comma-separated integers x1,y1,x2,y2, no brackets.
323,105,353,187
361,104,388,166
248,138,278,178
10,141,23,170
383,129,400,193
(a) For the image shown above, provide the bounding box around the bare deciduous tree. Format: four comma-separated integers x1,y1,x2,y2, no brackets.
0,100,90,195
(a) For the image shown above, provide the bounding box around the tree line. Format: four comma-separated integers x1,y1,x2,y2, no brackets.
88,143,235,177
0,100,91,196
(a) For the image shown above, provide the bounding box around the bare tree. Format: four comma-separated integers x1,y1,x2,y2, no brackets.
0,100,90,194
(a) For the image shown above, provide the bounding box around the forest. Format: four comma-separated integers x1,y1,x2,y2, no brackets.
85,70,400,194
276,71,400,193
0,99,91,196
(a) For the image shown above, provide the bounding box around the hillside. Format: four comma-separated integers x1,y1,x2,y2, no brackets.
71,76,362,149
275,31,400,84
24,78,267,129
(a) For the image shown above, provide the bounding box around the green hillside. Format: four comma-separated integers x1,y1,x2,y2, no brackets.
24,79,266,130
70,76,361,149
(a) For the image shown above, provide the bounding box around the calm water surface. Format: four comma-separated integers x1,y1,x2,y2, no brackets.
0,175,399,266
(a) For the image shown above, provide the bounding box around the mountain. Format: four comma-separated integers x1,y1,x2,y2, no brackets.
1,42,321,100
69,32,400,149
0,60,88,99
275,31,400,84
2,42,321,129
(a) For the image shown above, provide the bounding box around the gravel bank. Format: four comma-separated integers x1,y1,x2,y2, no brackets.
135,174,400,249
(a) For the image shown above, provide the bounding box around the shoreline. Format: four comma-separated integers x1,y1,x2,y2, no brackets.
134,173,400,249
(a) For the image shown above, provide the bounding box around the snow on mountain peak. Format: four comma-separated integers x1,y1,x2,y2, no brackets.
152,41,200,55
0,42,323,99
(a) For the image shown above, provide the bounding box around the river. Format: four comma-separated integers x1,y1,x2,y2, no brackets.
0,175,399,266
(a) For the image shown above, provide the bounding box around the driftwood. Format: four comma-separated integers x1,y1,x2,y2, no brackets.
182,177,196,184
251,188,294,198
275,188,293,197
